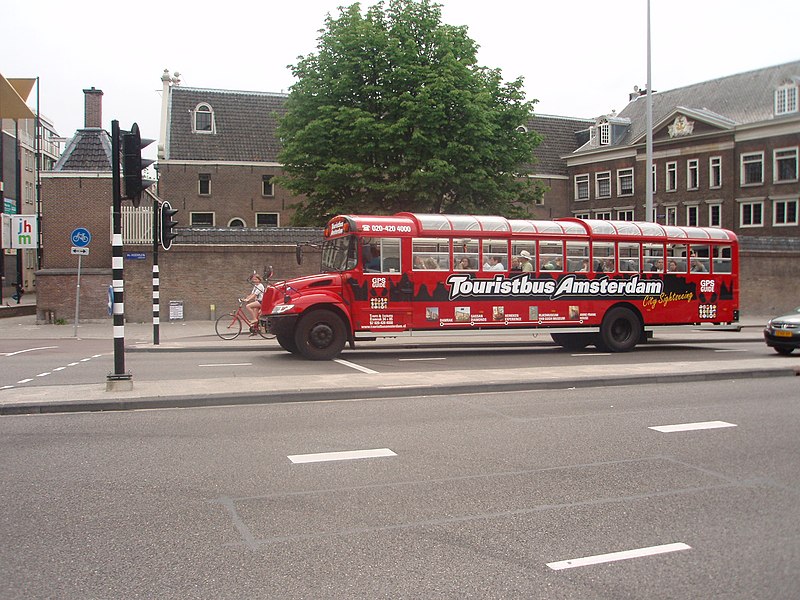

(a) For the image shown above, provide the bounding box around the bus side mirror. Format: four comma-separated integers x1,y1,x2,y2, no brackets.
296,244,303,265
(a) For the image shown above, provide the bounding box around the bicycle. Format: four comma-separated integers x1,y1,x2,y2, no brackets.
214,299,274,340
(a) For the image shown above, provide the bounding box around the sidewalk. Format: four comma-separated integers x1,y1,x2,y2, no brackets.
2,310,797,415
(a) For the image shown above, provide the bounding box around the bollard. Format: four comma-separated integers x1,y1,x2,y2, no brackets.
210,304,216,320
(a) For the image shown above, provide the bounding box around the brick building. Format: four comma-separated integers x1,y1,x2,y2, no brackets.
564,60,800,238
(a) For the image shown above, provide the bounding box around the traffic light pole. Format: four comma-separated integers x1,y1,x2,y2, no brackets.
107,120,133,390
152,196,160,346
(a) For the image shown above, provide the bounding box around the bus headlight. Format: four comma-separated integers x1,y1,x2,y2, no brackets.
272,304,295,314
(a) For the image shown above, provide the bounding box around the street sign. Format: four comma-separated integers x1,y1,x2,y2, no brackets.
70,227,91,247
71,247,89,255
11,215,38,249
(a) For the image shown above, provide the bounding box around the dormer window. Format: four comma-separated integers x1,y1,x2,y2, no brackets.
193,103,215,133
775,81,798,116
599,122,610,145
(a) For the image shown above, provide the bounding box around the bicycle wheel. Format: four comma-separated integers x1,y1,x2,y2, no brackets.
215,313,243,340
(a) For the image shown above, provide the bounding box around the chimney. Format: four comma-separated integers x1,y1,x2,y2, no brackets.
83,87,103,128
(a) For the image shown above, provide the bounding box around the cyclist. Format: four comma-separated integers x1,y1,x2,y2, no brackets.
241,273,265,334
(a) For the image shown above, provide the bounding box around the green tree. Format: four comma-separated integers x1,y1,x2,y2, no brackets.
278,0,543,226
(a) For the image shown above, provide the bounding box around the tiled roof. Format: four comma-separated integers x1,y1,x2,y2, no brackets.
166,87,288,162
577,60,800,153
527,114,593,175
52,128,112,171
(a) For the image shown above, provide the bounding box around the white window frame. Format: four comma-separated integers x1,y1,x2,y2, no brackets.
228,218,246,227
775,83,798,116
574,212,591,219
595,171,611,199
773,198,799,227
665,206,677,226
774,147,798,183
256,212,280,228
599,122,610,146
190,211,215,227
651,163,657,194
666,161,678,192
739,200,764,228
192,103,215,134
262,175,275,197
741,152,764,186
616,209,634,221
617,168,634,196
595,211,612,220
575,174,590,200
686,204,699,227
687,159,699,190
709,156,722,189
708,202,722,228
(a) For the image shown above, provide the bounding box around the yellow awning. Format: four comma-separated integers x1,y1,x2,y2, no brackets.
0,73,36,119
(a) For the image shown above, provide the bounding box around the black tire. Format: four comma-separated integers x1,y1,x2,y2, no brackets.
215,313,242,340
774,346,795,356
276,331,299,354
551,332,594,351
294,309,347,360
596,307,641,352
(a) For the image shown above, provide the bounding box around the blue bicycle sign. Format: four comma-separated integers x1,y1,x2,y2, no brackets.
71,228,92,247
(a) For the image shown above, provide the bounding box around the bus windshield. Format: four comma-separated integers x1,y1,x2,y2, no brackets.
321,235,357,272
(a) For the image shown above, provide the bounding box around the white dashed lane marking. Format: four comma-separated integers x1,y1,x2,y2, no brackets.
4,355,105,390
334,359,379,374
649,421,737,433
547,542,691,570
288,448,397,464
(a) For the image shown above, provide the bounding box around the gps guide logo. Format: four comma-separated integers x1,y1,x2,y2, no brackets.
446,273,664,301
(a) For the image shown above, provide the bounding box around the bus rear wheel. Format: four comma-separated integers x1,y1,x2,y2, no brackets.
551,332,594,351
294,309,347,360
597,307,641,352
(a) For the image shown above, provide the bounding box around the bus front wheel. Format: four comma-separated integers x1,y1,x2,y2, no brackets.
276,331,299,354
597,307,641,352
294,309,347,360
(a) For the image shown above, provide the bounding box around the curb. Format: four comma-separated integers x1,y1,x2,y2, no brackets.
2,366,796,416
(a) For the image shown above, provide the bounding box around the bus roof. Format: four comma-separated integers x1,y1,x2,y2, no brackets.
330,213,737,242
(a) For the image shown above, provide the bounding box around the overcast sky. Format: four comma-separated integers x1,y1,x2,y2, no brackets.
5,0,799,150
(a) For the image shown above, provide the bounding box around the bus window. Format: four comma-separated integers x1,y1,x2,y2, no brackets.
566,241,589,272
667,244,687,272
619,243,640,273
482,239,508,271
412,238,449,270
363,237,401,273
643,243,664,272
454,239,479,271
690,245,710,273
539,241,563,271
593,242,615,273
712,245,732,273
511,242,535,272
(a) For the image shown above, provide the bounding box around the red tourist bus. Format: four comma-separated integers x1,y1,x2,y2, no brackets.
260,213,738,359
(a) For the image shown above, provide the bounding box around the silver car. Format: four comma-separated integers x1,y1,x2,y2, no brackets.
764,307,800,355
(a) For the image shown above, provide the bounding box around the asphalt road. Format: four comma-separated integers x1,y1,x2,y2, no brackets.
1,377,798,599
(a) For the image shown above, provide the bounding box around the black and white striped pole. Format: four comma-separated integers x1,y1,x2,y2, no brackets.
152,196,160,345
107,120,132,389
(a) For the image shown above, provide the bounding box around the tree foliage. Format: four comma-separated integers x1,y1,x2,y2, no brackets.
278,0,543,226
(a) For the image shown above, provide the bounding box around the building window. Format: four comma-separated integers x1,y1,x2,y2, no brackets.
193,103,215,133
665,206,677,226
774,147,798,183
709,156,722,189
595,211,612,220
574,212,591,219
651,163,657,194
741,152,764,186
256,212,280,227
775,82,798,115
599,122,610,146
595,171,611,199
686,205,699,227
666,162,677,192
228,218,246,227
198,173,211,195
575,174,589,200
190,212,214,227
617,168,634,196
687,159,699,190
708,203,722,228
740,201,763,228
617,209,634,221
262,175,275,197
773,199,799,226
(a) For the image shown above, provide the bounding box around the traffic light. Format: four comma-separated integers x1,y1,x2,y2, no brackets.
121,123,155,207
160,200,179,250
